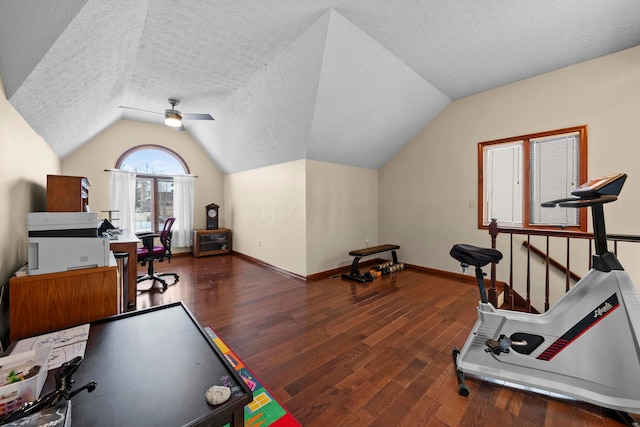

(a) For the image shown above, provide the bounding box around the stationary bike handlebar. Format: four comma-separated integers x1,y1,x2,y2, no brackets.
541,195,618,209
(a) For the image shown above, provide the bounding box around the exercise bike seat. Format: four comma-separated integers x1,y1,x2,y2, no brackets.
450,243,503,267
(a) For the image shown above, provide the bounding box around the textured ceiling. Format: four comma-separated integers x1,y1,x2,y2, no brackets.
1,0,640,173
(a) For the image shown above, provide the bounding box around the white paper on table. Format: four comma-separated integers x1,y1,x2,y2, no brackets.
44,342,88,370
11,324,90,369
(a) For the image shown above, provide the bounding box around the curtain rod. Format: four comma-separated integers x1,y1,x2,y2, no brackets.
104,168,198,178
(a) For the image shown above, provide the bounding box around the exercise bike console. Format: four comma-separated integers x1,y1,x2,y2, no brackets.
450,173,640,425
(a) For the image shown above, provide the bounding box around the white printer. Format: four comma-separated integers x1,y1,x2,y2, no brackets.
27,212,111,275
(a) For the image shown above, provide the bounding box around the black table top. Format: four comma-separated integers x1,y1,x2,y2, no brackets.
49,302,252,426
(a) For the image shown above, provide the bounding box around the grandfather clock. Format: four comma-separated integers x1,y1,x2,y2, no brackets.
206,203,219,230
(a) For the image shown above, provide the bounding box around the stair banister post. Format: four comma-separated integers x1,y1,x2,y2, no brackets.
488,218,499,307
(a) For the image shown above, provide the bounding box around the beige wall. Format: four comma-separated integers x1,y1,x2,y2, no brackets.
61,119,225,250
224,159,378,276
0,76,60,344
380,45,640,307
306,160,377,274
225,160,307,275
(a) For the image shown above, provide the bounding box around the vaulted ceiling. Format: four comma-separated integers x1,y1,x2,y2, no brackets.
2,0,640,173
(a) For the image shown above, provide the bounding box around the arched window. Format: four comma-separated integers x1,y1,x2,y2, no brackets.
116,145,190,232
117,145,189,175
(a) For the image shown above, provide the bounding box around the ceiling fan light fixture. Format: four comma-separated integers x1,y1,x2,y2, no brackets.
164,111,182,127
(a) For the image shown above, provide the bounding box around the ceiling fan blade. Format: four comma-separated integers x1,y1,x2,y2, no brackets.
175,125,186,132
182,113,214,121
118,105,163,116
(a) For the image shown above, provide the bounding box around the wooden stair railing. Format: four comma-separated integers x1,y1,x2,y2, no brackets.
488,219,640,313
521,240,582,283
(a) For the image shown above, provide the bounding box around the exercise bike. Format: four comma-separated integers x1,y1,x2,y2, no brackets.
450,172,640,426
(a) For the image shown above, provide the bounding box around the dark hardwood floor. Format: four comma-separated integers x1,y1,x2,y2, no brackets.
135,253,633,426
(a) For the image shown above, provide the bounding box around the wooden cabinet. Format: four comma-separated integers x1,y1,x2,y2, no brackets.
46,174,90,212
9,265,118,341
192,228,232,257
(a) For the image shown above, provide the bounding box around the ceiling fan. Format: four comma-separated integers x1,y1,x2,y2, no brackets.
119,98,214,131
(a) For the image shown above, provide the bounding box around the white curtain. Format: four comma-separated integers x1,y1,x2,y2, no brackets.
173,175,195,247
109,170,136,231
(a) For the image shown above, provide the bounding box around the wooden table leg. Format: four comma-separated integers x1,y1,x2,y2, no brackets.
231,407,245,427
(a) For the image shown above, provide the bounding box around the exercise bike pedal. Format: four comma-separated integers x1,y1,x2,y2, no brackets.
485,334,511,355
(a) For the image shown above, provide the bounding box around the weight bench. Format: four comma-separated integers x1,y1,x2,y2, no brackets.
341,244,400,283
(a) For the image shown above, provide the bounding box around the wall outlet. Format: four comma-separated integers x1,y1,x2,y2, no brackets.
365,239,370,247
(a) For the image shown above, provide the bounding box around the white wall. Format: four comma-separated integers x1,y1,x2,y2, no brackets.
0,76,60,344
224,159,378,276
306,160,377,274
61,119,225,250
225,160,307,275
380,46,640,308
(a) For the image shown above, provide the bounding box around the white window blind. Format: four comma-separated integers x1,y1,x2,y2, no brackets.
530,132,579,226
484,141,523,226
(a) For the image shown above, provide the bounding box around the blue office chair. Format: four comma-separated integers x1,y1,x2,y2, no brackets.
136,217,179,291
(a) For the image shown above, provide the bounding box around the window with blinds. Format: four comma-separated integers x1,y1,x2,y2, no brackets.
530,132,580,226
479,126,587,231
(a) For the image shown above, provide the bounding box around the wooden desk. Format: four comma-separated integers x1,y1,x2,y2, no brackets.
55,302,253,426
108,229,140,310
9,265,118,342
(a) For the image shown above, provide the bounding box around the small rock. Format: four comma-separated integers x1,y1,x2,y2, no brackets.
205,385,231,405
